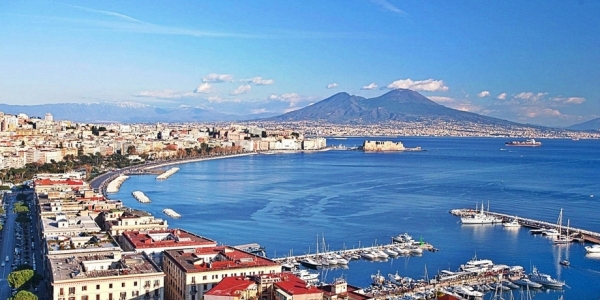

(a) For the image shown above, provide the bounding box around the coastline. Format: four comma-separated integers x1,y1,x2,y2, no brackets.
144,152,257,170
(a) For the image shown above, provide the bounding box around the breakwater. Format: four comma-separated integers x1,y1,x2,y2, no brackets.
156,167,179,180
132,191,151,203
105,174,129,193
451,208,600,243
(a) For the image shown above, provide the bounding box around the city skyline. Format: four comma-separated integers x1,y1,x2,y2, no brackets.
1,1,599,127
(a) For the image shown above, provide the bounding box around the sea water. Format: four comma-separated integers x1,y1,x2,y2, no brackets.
112,137,600,299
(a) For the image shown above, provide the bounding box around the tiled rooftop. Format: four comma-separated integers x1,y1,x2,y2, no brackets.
122,228,216,249
165,246,279,273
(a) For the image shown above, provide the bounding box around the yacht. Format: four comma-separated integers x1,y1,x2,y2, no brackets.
460,256,494,273
375,250,389,259
361,251,377,260
503,216,521,227
585,244,600,253
388,272,403,285
291,269,319,283
299,257,321,269
512,278,543,289
542,228,559,236
528,267,565,288
392,233,414,244
384,248,399,256
409,247,423,255
371,271,385,286
460,203,501,224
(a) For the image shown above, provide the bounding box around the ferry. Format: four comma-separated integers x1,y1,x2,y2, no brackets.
505,139,542,147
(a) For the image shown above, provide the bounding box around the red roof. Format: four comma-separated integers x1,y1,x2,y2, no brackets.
205,276,256,297
34,178,85,186
164,246,279,273
274,274,322,296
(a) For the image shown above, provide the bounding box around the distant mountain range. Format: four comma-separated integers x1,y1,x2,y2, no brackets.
0,90,597,131
0,102,274,123
267,89,521,126
567,117,600,131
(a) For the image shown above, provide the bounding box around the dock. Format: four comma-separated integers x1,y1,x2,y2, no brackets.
451,208,600,243
271,235,436,268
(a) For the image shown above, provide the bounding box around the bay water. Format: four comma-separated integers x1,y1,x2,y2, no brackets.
112,137,600,299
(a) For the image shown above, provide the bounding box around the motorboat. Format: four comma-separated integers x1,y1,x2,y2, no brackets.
512,278,543,289
392,233,414,243
460,256,494,273
559,260,570,267
292,269,319,282
503,216,521,227
409,247,423,255
375,250,389,259
299,257,321,269
361,251,377,260
528,266,565,288
371,270,385,286
452,285,484,299
388,272,403,285
384,248,399,256
529,228,545,234
502,281,520,289
394,247,410,255
542,228,559,236
585,244,600,253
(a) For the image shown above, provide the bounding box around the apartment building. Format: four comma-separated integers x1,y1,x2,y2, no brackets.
162,246,281,300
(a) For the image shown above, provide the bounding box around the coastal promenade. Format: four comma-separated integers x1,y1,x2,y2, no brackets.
451,208,600,243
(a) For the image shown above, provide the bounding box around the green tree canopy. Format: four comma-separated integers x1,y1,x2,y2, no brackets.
8,269,34,289
13,290,38,300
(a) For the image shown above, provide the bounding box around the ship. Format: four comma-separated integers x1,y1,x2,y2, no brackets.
505,139,542,147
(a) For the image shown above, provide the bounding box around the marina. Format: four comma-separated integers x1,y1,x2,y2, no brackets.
156,167,180,180
131,190,151,203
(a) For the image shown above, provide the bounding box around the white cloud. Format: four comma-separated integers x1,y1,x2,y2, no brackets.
514,92,547,102
361,83,378,90
250,108,271,114
207,96,223,103
497,93,507,100
525,108,562,118
553,96,586,104
241,77,274,85
193,83,212,93
230,85,252,95
268,93,307,107
428,96,454,103
386,78,449,92
477,91,490,98
369,0,406,15
202,73,234,83
132,89,197,99
326,83,338,89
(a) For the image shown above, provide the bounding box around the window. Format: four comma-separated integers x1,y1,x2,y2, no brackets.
108,294,113,300
96,285,100,290
202,275,207,280
144,280,151,288
120,292,126,300
82,286,87,291
82,296,89,300
204,284,208,290
60,288,64,296
109,284,113,288
134,282,138,287
132,291,139,297
154,280,160,287
122,282,125,288
96,295,100,300
69,287,75,295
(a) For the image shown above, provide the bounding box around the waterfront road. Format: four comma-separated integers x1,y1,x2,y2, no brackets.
1,192,17,299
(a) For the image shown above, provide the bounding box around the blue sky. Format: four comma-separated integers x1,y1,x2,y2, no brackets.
1,1,599,127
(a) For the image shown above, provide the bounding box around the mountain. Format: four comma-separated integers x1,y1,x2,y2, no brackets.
567,118,600,131
268,89,519,126
0,102,265,123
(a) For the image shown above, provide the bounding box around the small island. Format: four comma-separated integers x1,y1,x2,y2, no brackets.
362,140,422,152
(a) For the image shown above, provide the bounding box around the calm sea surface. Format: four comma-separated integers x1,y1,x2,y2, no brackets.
112,137,600,299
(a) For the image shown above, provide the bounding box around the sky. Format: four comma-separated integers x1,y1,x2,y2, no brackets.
0,1,599,127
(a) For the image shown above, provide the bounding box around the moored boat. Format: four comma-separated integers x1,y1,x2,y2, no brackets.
503,216,521,227
585,244,600,253
528,266,565,289
512,278,543,289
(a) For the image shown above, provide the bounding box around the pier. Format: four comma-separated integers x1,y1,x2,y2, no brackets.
132,191,151,203
271,235,436,267
105,174,129,193
451,208,600,243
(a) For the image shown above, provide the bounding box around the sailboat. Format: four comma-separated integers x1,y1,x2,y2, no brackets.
553,209,573,245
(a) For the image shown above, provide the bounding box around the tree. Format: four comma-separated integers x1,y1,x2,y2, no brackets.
8,269,34,289
126,145,137,155
13,290,38,300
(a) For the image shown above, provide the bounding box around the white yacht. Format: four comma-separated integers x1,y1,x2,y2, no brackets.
503,216,521,227
299,257,321,269
542,228,559,236
585,244,600,253
384,248,399,256
460,256,494,273
409,247,423,255
292,269,319,282
461,203,500,224
361,251,377,260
